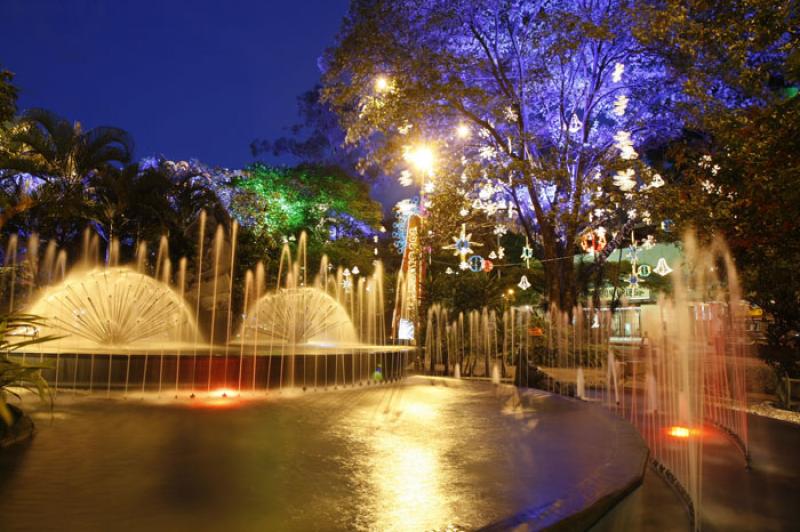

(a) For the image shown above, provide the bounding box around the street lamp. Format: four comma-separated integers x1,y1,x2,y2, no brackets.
374,75,390,93
403,144,436,212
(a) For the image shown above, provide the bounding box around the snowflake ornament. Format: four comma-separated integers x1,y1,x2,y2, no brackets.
612,63,625,83
443,223,482,264
613,169,637,191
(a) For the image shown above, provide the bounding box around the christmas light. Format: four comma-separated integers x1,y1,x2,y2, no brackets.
518,275,531,290
654,258,673,276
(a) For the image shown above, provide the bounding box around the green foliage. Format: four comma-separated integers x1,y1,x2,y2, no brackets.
638,1,800,378
0,66,18,125
228,163,382,250
0,314,55,425
2,108,133,182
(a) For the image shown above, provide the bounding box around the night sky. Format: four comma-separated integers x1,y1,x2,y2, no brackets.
0,0,349,169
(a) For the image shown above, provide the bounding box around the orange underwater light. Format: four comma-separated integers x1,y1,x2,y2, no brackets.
666,425,703,438
668,426,691,438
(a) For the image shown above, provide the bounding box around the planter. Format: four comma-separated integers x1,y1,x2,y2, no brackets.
0,404,36,448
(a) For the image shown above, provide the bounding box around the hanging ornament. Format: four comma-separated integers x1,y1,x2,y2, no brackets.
459,208,469,217
459,260,470,271
637,264,652,278
497,246,505,259
444,223,483,265
343,268,351,277
580,229,607,254
628,273,639,286
493,225,508,236
483,259,494,273
520,237,534,268
342,278,353,291
518,275,531,290
654,258,673,276
568,113,583,133
468,255,484,272
591,313,600,329
650,174,665,188
445,267,454,275
489,251,497,260
661,219,674,232
351,266,360,275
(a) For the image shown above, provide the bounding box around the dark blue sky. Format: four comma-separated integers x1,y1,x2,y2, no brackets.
0,0,349,169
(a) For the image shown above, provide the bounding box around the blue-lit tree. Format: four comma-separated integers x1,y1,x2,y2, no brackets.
323,0,678,309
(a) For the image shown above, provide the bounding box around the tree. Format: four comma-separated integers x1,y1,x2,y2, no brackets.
227,163,382,251
0,68,28,233
637,0,800,377
1,108,133,184
0,67,17,125
322,0,677,311
250,86,372,177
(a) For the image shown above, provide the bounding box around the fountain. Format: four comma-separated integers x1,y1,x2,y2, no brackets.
422,231,751,530
2,218,409,396
238,287,358,346
26,267,200,350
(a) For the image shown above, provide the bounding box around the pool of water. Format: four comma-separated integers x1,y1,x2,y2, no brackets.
0,377,646,531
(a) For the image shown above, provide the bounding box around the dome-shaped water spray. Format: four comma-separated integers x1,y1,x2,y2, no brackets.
237,287,358,345
26,267,200,349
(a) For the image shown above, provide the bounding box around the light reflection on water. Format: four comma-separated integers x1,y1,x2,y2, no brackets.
364,387,449,531
0,379,643,532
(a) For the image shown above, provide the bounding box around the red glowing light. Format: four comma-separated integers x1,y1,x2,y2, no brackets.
666,425,703,438
668,426,691,438
190,388,242,409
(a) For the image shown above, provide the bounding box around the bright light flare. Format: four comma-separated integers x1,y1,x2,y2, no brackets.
194,388,242,408
455,123,470,139
404,145,436,175
666,425,701,438
374,75,390,92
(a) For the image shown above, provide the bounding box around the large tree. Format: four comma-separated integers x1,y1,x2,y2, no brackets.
638,0,800,378
322,0,677,310
1,108,133,184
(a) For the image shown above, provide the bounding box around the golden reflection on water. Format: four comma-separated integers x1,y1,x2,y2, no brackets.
357,386,459,531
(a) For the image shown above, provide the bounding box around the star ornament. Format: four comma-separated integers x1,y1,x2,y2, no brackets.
443,223,482,262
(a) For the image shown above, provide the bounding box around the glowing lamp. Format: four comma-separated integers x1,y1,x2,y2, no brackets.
404,145,436,176
374,75,390,92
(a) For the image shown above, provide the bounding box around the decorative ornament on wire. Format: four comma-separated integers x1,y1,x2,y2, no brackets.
444,223,483,265
468,255,484,272
580,229,607,254
520,237,534,268
518,275,531,291
654,258,673,276
489,251,497,260
483,259,494,273
445,267,454,275
637,264,652,278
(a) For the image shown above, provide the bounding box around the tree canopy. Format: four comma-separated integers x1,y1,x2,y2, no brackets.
227,163,382,250
322,0,678,310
